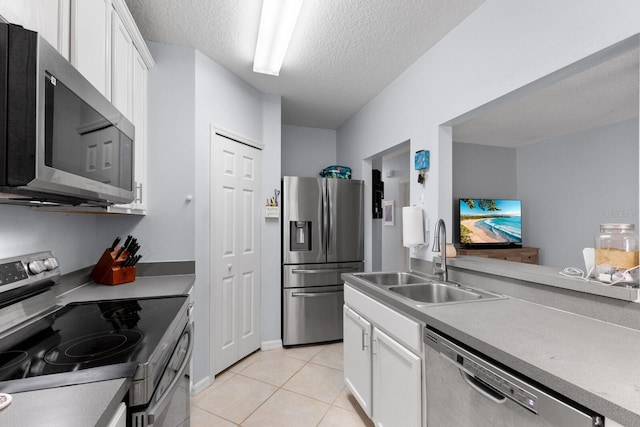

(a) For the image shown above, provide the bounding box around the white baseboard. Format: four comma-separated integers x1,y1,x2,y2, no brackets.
261,339,283,351
191,375,213,396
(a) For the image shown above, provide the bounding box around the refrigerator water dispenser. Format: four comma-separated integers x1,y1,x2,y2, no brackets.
290,221,312,251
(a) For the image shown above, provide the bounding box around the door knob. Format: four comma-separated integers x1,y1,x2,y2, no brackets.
227,264,232,271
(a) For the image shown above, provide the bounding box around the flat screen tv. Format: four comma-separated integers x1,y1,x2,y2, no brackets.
458,199,522,248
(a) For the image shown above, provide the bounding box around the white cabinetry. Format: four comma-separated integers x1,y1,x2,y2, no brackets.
0,0,70,58
110,6,132,119
343,284,423,427
70,0,110,97
343,305,372,416
372,327,422,427
72,0,150,212
130,48,147,210
108,0,151,212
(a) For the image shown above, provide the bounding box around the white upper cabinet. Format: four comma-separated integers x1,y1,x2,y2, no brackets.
131,48,147,210
108,0,153,213
0,0,70,58
70,0,111,98
110,5,132,120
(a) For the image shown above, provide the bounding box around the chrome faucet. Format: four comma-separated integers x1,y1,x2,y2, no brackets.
432,219,448,281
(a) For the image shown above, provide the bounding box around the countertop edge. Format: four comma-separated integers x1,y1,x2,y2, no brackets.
95,378,131,427
446,256,639,302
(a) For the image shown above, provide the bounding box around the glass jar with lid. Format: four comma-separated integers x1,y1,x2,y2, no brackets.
594,223,639,286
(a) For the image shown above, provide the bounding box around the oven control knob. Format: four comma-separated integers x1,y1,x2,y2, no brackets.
28,260,45,274
44,257,59,270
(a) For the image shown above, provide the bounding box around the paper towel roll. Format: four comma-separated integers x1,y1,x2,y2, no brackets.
402,207,425,247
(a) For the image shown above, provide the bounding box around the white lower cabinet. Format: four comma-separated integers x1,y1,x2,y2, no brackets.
372,327,422,427
343,305,372,415
343,284,423,427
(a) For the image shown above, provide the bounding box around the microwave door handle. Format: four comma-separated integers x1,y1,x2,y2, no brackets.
145,323,194,426
459,368,507,404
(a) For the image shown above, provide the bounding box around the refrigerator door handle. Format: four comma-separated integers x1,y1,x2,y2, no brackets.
292,267,360,274
291,291,343,297
323,179,329,257
326,182,331,255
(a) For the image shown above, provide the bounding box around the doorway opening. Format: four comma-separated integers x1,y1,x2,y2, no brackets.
369,140,411,272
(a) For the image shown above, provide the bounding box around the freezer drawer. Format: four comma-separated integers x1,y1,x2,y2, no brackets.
283,262,363,289
283,286,344,346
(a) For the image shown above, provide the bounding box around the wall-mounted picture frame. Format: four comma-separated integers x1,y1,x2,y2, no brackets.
383,200,395,226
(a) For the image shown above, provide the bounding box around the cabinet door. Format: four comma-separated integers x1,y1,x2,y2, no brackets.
0,0,70,57
111,5,132,120
343,305,372,416
131,48,147,210
372,327,421,427
71,0,111,97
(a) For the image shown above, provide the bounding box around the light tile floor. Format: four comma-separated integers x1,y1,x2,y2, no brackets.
191,342,374,427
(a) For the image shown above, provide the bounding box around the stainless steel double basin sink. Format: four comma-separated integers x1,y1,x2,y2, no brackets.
352,272,501,305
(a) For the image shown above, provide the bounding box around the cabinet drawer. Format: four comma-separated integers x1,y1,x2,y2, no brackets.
345,284,422,354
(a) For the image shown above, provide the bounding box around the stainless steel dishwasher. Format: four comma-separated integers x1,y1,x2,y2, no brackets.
424,328,604,427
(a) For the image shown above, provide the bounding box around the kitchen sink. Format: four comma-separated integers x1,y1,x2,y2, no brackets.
352,272,431,286
350,270,503,305
388,283,502,305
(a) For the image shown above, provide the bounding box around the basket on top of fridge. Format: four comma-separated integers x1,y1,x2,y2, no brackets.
319,165,351,179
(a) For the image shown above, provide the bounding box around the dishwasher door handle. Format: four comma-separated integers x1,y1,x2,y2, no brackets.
291,291,343,297
460,369,507,404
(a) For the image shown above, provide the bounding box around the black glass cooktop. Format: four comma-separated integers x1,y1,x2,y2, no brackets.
0,295,187,393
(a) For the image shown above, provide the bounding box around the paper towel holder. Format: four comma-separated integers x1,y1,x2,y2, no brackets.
402,206,428,248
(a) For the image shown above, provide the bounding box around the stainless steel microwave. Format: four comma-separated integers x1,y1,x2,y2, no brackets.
0,22,135,206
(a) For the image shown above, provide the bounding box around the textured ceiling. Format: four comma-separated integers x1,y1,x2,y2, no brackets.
453,45,640,147
124,0,485,129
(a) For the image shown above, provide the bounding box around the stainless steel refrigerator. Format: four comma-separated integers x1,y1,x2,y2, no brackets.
282,176,364,346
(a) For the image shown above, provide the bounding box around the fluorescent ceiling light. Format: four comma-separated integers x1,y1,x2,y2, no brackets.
253,0,304,76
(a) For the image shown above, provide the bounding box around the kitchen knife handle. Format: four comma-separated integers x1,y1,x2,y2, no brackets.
110,236,121,251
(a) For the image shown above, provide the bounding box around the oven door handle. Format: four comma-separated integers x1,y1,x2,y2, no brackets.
146,322,194,426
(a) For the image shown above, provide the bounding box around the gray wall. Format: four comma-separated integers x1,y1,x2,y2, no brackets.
147,42,283,390
451,119,639,269
381,150,410,271
136,43,196,264
336,0,640,272
281,125,336,177
452,142,517,201
452,142,518,248
517,118,639,268
0,206,139,273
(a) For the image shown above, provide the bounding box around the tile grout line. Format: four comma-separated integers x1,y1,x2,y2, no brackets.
192,344,358,427
237,347,348,426
234,352,337,425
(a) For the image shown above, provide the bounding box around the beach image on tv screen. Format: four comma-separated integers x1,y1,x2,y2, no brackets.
459,199,522,244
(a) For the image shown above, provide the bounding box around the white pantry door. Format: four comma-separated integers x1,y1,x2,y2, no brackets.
211,131,262,374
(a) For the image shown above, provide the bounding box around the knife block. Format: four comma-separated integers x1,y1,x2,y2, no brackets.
91,248,136,285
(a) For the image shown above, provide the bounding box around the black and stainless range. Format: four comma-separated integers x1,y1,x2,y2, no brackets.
0,252,193,426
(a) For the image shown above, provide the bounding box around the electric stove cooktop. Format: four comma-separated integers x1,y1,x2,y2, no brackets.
0,295,188,393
